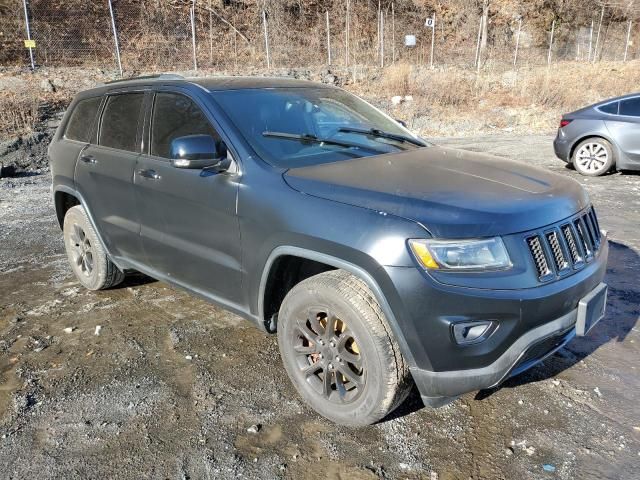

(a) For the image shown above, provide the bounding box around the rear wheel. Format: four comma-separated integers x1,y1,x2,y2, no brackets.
63,205,125,290
572,138,615,176
277,270,410,426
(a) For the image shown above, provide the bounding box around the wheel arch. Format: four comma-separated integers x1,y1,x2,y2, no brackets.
258,246,417,368
52,186,120,268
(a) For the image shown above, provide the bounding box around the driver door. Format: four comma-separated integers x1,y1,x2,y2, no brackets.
134,90,243,305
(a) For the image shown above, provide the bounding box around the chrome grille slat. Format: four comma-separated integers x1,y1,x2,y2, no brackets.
574,218,593,259
561,224,582,265
546,231,568,271
527,236,552,279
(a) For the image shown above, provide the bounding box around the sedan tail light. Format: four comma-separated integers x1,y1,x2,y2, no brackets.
559,118,572,128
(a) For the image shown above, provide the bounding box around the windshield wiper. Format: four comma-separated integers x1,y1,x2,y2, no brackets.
338,127,426,147
262,131,385,153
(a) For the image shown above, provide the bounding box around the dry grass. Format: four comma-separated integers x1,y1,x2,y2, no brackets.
0,91,40,140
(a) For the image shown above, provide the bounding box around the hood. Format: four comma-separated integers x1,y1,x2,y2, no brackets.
283,146,589,238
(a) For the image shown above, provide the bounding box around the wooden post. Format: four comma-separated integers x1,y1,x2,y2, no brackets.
547,19,555,66
380,11,385,67
262,10,270,69
513,18,521,67
326,11,331,65
593,6,604,63
624,20,632,62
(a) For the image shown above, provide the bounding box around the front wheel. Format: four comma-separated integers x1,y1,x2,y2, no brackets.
277,270,411,426
572,138,615,176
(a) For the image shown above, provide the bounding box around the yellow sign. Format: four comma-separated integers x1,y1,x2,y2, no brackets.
24,39,36,48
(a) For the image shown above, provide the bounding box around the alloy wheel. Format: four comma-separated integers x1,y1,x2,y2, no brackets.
69,223,94,276
575,142,609,174
291,307,365,404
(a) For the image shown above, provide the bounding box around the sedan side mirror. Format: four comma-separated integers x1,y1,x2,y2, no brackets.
170,134,229,172
396,119,408,128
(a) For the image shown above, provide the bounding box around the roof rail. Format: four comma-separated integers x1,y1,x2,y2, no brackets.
103,73,185,84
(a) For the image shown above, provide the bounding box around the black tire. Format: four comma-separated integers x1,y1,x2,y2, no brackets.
277,270,411,426
63,205,125,290
572,137,615,176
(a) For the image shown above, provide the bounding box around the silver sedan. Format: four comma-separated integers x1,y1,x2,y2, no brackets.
554,93,640,176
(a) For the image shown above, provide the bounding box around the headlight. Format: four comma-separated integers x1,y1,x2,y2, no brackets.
408,237,512,271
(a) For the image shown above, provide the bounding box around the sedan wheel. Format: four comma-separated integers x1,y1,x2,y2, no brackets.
573,138,615,176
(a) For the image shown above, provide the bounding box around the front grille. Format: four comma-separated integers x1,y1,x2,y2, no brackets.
526,207,603,281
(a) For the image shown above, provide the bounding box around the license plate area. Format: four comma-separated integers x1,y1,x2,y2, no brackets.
576,282,607,336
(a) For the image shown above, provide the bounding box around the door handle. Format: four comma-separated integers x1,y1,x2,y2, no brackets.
138,169,161,180
80,155,97,164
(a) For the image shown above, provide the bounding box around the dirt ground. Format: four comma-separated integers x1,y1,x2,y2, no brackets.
0,135,638,479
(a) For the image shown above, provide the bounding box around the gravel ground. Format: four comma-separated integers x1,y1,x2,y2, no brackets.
0,135,638,479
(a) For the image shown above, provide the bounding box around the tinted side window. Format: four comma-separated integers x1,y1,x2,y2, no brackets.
599,102,618,115
151,93,218,158
65,97,102,142
99,93,144,152
619,97,640,117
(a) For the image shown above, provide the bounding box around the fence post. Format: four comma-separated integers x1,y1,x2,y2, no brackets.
588,19,594,62
474,15,482,69
107,0,123,76
190,0,198,70
380,11,385,68
345,0,350,67
391,3,395,64
593,6,604,63
547,19,555,66
430,13,436,68
326,11,331,65
21,0,35,70
624,20,632,62
513,18,521,67
262,10,270,69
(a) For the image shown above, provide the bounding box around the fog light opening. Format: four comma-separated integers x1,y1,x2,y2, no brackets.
452,321,496,345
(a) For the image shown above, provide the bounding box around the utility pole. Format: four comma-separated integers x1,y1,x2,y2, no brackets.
430,13,436,68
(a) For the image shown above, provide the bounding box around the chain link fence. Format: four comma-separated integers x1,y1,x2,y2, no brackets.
1,1,639,73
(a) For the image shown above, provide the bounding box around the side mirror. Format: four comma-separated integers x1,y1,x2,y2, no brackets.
396,119,408,128
170,134,228,172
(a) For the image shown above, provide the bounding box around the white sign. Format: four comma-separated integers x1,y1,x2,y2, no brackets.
404,35,416,47
425,16,435,28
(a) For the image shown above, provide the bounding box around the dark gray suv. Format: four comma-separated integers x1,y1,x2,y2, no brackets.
50,75,608,426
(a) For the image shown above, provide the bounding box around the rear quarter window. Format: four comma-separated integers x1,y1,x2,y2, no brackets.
598,102,618,115
64,97,102,142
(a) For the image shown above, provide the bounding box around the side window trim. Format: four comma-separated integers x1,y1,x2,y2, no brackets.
96,89,147,153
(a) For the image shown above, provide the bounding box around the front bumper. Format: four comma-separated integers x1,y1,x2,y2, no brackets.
383,236,608,407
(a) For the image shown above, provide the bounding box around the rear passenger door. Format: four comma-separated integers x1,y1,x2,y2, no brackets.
134,89,243,305
604,97,640,163
75,91,146,263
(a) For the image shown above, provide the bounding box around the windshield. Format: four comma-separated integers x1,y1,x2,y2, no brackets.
211,87,426,168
